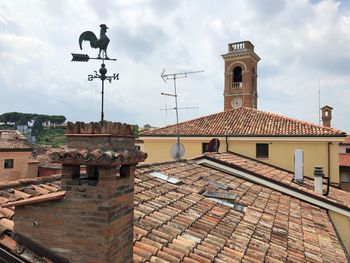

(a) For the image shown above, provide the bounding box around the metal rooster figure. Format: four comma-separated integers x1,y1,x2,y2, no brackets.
71,24,119,123
79,24,110,59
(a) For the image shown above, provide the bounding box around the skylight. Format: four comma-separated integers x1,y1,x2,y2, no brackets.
202,178,230,190
149,172,183,185
202,190,246,213
202,190,236,200
208,197,247,213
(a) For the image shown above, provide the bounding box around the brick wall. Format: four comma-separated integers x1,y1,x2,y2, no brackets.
13,121,146,263
15,164,135,262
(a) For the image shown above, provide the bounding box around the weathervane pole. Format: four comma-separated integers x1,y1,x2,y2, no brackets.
71,24,119,123
101,64,105,122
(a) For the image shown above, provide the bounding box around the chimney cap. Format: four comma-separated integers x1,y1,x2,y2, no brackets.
321,105,333,110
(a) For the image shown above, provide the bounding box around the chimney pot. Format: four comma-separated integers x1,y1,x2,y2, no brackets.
321,105,333,128
314,166,324,194
294,149,304,182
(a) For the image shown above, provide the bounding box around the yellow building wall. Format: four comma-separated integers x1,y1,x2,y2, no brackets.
0,151,32,181
140,137,340,184
329,210,350,254
228,140,340,184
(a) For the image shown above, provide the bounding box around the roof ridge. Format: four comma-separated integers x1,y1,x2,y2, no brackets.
245,107,344,133
0,174,61,190
140,108,240,135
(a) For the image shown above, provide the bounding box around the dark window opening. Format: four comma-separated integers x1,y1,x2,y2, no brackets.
256,143,269,158
4,159,14,169
79,165,98,186
346,148,350,154
233,66,242,83
120,165,131,177
202,143,209,153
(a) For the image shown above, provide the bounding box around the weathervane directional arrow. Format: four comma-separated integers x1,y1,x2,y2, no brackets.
71,53,117,62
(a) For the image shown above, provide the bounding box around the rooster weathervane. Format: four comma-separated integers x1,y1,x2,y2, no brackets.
71,24,119,123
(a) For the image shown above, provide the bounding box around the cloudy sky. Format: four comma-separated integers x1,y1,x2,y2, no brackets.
1,0,350,132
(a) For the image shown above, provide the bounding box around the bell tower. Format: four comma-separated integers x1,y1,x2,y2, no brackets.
222,41,260,111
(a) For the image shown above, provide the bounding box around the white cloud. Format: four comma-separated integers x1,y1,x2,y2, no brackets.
0,0,349,132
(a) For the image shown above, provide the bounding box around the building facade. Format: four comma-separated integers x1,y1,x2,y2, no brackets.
222,41,260,111
0,140,37,181
140,107,346,186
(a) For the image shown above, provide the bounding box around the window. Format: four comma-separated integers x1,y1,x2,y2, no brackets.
346,148,350,154
233,66,242,83
202,143,209,153
256,144,269,158
4,159,14,169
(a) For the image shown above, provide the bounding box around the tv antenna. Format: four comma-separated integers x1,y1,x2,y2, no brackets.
160,69,204,160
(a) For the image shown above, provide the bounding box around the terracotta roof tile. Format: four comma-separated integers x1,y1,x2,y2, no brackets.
341,135,350,145
0,139,32,151
0,158,348,262
203,152,350,210
140,107,345,137
339,153,350,167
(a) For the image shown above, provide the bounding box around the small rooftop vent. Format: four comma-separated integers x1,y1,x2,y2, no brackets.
149,172,183,185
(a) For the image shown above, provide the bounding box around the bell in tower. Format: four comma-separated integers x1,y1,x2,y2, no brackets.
222,41,261,111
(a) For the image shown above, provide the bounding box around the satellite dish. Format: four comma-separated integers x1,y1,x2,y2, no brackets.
170,143,185,160
208,138,220,152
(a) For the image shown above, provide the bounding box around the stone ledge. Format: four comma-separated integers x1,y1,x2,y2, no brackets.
51,149,147,165
66,121,135,136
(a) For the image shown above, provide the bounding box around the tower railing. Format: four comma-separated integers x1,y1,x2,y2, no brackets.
228,41,254,52
232,82,243,88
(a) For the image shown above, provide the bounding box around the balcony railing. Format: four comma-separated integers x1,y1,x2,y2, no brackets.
228,41,254,53
232,82,242,88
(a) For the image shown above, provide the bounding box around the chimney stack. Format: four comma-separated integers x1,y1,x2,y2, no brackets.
294,149,304,182
321,105,333,128
13,121,147,263
314,166,324,195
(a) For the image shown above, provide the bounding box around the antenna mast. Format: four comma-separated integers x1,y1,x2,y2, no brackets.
161,69,204,160
318,79,321,125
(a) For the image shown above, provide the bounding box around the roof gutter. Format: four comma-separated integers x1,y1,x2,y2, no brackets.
140,134,346,138
195,156,350,217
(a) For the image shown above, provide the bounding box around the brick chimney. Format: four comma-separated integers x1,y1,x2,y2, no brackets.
321,105,333,128
13,121,147,263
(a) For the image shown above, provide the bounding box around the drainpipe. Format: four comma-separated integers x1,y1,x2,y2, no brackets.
328,142,331,180
225,136,229,152
325,142,331,196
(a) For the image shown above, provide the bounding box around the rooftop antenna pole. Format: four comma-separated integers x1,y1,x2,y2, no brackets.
161,69,203,160
71,24,119,123
318,79,321,125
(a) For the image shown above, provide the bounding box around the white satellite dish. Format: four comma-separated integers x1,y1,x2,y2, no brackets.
170,143,185,160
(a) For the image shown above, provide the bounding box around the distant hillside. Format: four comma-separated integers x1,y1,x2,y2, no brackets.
37,128,66,148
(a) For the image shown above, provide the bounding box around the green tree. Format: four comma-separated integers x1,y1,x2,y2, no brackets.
31,120,43,136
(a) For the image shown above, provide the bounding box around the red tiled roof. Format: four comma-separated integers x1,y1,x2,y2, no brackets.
202,152,350,210
0,140,32,151
140,107,345,137
0,161,347,262
341,135,350,145
340,154,350,167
